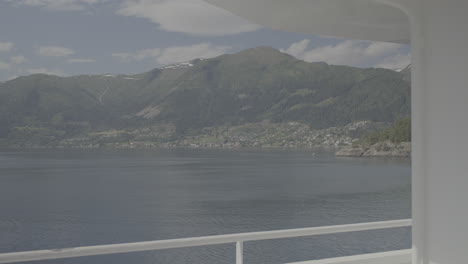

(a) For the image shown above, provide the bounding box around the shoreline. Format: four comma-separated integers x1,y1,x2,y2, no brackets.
0,144,338,152
1,143,411,159
335,141,411,158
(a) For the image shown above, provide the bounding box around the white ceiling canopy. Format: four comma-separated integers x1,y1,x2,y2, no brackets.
205,0,410,43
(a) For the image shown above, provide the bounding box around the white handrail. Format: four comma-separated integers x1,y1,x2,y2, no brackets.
0,219,411,264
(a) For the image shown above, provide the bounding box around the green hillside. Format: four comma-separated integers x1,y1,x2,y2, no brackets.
357,117,411,146
0,47,410,147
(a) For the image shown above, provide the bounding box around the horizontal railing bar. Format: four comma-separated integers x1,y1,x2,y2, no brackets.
0,219,411,264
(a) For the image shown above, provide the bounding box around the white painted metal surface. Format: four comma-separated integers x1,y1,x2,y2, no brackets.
408,1,468,263
236,241,243,264
0,219,411,264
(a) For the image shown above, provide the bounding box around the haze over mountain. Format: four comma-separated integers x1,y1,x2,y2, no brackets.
0,47,410,148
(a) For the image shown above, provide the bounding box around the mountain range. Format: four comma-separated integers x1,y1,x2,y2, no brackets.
0,47,410,148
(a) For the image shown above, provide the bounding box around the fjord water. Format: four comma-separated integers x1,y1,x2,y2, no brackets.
0,149,410,264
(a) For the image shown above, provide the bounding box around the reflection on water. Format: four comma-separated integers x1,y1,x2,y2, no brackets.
0,149,411,264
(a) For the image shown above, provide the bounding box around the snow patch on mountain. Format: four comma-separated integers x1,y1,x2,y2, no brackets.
162,61,194,70
161,59,206,70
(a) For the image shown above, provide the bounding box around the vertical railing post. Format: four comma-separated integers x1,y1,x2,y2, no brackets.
236,241,243,264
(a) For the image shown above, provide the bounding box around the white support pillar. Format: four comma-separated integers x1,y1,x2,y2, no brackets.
409,0,468,263
236,241,243,264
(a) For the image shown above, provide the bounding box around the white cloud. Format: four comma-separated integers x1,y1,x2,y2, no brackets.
67,58,96,63
375,53,411,70
26,67,66,76
280,39,310,58
0,60,11,70
0,42,14,52
300,40,369,65
117,0,261,36
6,0,105,11
6,75,19,81
37,45,75,57
281,39,407,68
364,42,402,57
113,43,231,65
10,55,27,64
156,43,230,65
112,48,161,61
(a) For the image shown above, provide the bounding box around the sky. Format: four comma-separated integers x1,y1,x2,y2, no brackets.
0,0,411,82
